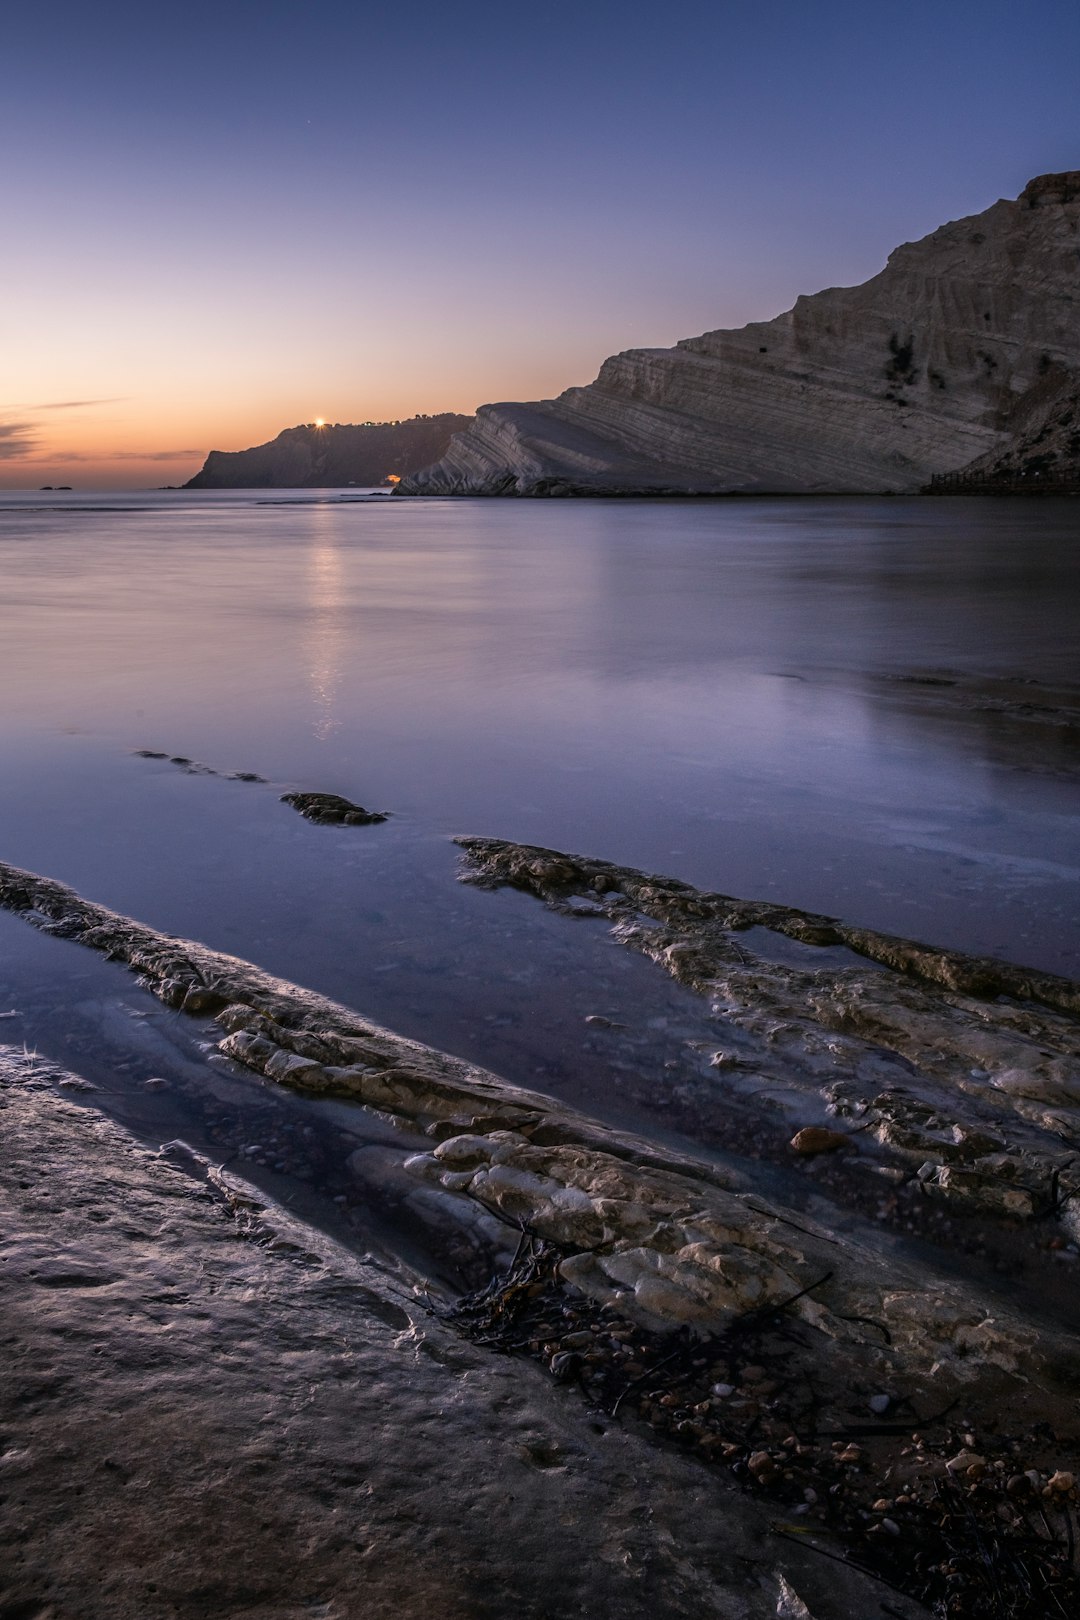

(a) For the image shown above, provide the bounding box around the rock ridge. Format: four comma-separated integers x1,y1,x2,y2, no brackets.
399,173,1080,496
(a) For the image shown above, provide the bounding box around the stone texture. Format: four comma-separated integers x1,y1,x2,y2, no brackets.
0,854,1076,1402
399,173,1080,497
280,789,388,825
455,835,1080,1228
5,1051,920,1620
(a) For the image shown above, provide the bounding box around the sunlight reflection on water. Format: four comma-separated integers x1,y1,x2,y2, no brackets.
0,488,1077,989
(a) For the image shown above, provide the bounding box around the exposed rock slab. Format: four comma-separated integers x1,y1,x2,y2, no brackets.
4,1051,919,1620
399,173,1080,496
455,836,1080,1233
3,857,1080,1612
0,856,1076,1412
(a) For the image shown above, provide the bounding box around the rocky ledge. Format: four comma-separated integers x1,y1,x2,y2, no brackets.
2,853,1079,1614
399,172,1080,496
7,1053,916,1620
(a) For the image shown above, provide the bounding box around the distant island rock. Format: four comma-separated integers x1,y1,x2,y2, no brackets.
399,172,1080,497
185,414,473,489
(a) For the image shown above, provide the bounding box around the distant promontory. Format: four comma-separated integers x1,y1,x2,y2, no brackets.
185,414,472,489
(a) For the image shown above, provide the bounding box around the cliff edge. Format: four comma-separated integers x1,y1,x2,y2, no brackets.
399,173,1080,496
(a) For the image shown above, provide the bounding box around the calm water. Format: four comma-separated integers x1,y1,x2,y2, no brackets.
1,487,1077,1272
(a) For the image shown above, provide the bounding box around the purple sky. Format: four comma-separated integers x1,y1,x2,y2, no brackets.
3,0,1077,485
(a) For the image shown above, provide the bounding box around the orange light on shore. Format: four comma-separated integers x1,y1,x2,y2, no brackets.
385,474,401,484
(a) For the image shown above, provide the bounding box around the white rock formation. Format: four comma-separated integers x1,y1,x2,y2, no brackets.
400,172,1080,496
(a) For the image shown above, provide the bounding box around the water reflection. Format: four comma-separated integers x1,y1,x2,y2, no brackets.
306,510,346,740
0,491,1076,976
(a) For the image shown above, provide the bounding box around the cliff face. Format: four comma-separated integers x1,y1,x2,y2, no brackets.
946,368,1080,485
400,173,1080,496
186,414,472,489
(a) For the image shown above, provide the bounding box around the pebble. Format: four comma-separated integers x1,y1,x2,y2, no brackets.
142,1077,169,1091
711,1382,735,1398
945,1449,986,1476
1047,1470,1075,1493
790,1126,849,1155
867,1394,891,1415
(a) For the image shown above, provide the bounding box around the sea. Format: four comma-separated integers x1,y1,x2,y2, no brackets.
1,488,1077,1273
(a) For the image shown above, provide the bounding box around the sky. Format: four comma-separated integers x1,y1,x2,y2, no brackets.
3,0,1078,488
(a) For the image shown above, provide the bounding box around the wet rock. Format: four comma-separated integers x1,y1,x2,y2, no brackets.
919,1164,1036,1218
454,836,1080,1229
790,1127,850,1155
945,1449,986,1476
281,791,388,826
1,850,1079,1573
9,1051,929,1620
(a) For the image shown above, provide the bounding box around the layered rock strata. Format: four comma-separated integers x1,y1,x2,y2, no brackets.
938,369,1080,486
7,1053,915,1620
0,855,1077,1387
6,854,1080,1614
399,172,1080,496
456,837,1080,1226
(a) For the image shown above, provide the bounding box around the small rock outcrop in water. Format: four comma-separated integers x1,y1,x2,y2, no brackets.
281,790,388,825
399,173,1080,496
185,413,472,489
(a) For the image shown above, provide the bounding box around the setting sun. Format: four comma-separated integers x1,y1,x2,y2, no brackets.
315,417,326,427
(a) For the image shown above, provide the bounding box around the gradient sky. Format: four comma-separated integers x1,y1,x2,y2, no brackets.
3,0,1078,487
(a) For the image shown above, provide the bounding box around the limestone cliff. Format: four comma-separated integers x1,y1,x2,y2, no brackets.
399,173,1080,496
942,367,1080,485
186,413,472,489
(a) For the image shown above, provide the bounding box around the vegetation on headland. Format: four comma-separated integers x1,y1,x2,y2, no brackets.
185,412,472,489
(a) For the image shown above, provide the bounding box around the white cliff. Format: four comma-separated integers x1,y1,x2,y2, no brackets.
400,172,1080,496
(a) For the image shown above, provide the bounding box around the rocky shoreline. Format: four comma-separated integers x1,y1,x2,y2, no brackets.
9,1052,915,1620
1,845,1078,1615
